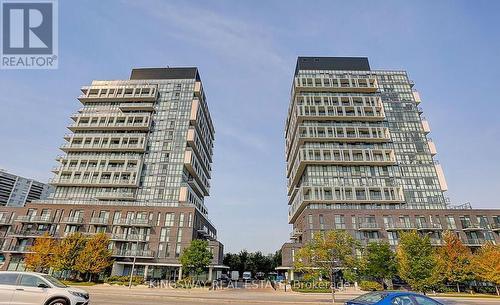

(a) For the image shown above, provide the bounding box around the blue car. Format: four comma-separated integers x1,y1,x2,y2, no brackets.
346,291,444,305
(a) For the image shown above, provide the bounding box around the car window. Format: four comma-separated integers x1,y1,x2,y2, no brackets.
352,292,387,304
392,296,416,305
414,296,441,305
0,273,18,285
41,274,66,288
19,275,48,287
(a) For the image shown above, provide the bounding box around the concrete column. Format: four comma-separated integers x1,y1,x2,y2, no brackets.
289,270,295,281
178,266,183,280
208,267,213,281
143,265,149,281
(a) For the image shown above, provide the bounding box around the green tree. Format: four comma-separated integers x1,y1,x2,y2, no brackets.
396,231,438,293
434,231,473,292
361,241,397,288
180,239,213,280
294,230,358,303
472,242,500,296
51,232,86,278
223,253,242,273
25,233,56,272
75,233,113,281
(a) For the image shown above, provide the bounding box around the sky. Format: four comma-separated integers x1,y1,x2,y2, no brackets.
0,0,499,254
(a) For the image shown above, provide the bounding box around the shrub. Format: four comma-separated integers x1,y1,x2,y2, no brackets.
104,275,144,286
360,280,384,291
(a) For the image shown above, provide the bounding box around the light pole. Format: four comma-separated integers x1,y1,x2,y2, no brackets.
128,226,139,289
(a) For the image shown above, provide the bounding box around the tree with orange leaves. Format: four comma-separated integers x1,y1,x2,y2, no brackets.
25,232,56,272
434,231,473,292
473,242,500,296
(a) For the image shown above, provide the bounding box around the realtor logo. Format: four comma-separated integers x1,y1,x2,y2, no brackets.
1,0,58,69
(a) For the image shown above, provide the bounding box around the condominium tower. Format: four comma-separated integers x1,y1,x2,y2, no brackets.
0,68,225,279
279,57,500,279
0,169,53,207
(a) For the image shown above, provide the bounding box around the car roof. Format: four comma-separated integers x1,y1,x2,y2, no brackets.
384,291,424,297
0,271,46,276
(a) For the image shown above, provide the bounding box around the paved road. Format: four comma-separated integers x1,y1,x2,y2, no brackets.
83,285,500,305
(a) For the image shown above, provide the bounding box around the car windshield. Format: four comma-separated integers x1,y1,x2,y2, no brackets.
40,274,67,288
351,292,388,304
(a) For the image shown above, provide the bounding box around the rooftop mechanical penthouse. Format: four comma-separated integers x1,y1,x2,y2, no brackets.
278,57,500,279
0,67,226,280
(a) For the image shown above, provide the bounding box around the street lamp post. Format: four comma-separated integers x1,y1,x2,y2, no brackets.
128,227,139,289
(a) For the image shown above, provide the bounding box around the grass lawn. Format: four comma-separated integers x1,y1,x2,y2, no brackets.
432,292,500,299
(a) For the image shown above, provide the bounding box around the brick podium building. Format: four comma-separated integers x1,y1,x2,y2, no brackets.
279,57,500,279
0,67,225,280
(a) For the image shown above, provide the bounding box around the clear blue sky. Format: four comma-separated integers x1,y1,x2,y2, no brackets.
1,0,499,253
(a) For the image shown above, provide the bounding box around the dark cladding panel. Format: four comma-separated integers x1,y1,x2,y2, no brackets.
295,57,370,75
130,67,200,80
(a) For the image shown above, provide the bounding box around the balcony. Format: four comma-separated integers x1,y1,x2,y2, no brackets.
60,141,146,153
112,249,154,258
385,223,417,231
295,105,385,123
119,102,155,112
357,223,382,231
89,217,109,225
0,217,12,226
295,76,378,93
430,239,443,246
2,245,33,253
15,215,53,223
290,228,303,239
360,238,383,245
417,223,443,231
78,85,158,103
68,121,150,132
61,216,84,224
491,223,500,232
462,223,484,231
113,218,153,227
110,233,148,242
9,230,55,238
50,176,139,188
461,238,486,247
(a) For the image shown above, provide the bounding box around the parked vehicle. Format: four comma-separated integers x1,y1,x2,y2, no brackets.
0,271,89,305
215,274,231,285
346,291,444,305
255,272,265,280
230,271,239,281
242,271,252,281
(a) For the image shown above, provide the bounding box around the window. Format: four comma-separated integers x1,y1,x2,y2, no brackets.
334,215,346,229
413,296,441,305
392,296,416,305
20,275,47,287
0,273,18,285
164,213,175,226
446,216,456,230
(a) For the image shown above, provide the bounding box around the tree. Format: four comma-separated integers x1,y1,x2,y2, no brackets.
180,239,213,280
361,241,397,288
434,231,473,292
25,233,56,272
396,231,438,293
294,230,358,303
223,252,242,273
473,242,500,296
75,233,113,281
51,232,86,278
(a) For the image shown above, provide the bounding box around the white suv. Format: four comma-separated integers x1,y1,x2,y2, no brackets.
0,271,89,305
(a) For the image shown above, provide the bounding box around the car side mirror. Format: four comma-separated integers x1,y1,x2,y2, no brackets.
38,283,50,288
